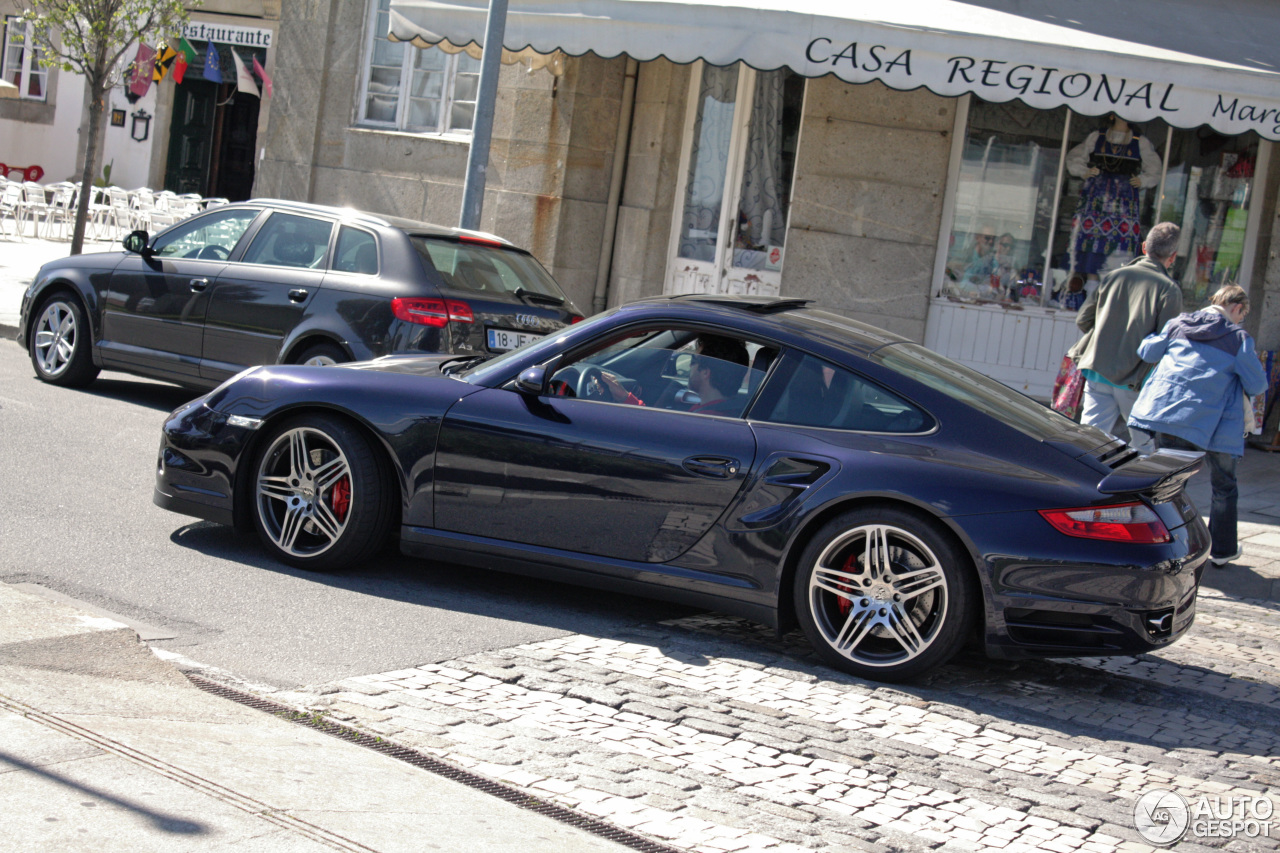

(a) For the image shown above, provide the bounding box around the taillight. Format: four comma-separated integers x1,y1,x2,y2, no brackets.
391,298,474,327
569,314,585,324
1038,502,1171,543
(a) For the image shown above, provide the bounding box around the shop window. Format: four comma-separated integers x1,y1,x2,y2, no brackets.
942,99,1260,311
358,0,480,135
2,17,47,101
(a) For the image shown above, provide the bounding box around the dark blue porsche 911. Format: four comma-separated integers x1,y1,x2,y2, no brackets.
154,295,1209,681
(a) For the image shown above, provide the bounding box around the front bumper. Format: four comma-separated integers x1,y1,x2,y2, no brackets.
153,396,256,528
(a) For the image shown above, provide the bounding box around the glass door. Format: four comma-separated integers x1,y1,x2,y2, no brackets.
666,63,803,297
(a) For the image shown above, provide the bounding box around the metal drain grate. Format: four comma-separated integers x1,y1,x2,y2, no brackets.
186,672,686,853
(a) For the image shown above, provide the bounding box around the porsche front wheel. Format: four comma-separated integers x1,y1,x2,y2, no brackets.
794,507,975,682
251,415,391,571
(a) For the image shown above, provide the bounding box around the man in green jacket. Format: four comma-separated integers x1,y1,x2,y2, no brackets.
1070,221,1183,454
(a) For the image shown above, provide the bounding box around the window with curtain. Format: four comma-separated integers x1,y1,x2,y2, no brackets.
943,99,1261,311
2,17,47,101
358,0,480,135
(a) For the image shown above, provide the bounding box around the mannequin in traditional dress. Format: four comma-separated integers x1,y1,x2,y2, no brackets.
1064,114,1161,279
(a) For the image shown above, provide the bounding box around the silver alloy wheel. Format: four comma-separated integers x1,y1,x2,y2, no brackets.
302,354,338,367
256,427,353,558
807,523,949,669
33,300,78,378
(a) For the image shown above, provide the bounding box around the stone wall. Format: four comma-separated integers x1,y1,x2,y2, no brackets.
254,0,626,312
1251,145,1280,354
781,79,954,342
607,60,692,308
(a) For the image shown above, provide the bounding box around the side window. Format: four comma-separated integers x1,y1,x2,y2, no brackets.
544,326,769,419
333,227,379,275
241,213,335,269
756,353,930,433
153,208,260,259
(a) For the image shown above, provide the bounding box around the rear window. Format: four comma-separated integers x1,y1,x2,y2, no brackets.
410,237,567,304
755,353,931,433
870,342,1071,438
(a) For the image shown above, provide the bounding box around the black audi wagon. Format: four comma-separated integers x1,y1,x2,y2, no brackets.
18,199,582,389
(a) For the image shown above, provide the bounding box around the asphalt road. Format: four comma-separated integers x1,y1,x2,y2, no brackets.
0,340,691,688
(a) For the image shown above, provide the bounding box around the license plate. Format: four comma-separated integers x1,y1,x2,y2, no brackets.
487,328,540,352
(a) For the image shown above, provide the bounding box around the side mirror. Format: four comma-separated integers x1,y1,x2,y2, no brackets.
515,366,547,395
122,230,152,256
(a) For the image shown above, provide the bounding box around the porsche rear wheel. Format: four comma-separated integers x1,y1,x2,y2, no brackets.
794,507,976,682
251,415,391,571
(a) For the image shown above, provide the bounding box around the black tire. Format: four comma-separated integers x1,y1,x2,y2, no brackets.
295,341,348,367
793,506,976,682
29,294,99,387
250,414,392,571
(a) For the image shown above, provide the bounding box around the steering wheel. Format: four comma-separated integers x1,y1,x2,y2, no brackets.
577,365,610,401
198,244,230,260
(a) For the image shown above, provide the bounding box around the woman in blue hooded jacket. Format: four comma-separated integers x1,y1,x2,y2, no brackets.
1128,285,1269,566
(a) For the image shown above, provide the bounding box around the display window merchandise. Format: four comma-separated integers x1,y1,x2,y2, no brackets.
941,98,1263,312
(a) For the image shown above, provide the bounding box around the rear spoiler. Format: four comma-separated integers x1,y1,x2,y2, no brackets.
1097,449,1204,502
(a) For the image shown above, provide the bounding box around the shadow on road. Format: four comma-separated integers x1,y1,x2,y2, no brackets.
167,520,697,642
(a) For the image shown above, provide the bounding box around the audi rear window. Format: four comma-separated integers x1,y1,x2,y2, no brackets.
410,237,567,304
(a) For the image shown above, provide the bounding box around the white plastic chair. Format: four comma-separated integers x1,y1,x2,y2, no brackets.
0,179,28,240
43,183,77,240
22,182,51,237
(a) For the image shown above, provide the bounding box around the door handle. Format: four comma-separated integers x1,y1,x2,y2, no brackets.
682,455,740,479
189,278,209,292
288,288,309,303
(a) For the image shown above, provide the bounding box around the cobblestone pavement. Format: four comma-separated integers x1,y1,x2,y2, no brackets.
251,587,1280,853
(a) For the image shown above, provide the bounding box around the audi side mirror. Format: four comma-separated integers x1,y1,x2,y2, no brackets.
515,366,547,395
123,230,152,256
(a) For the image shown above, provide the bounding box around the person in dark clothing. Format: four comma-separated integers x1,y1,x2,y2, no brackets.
686,335,749,414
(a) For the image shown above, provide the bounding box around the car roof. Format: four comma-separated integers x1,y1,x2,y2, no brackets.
625,295,913,356
243,198,517,247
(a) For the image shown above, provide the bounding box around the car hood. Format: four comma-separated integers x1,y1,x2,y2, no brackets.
39,250,129,274
343,354,458,377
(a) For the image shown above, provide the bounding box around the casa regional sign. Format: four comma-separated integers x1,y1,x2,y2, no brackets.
801,37,1280,141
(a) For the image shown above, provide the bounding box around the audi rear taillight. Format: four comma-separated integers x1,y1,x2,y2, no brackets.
391,298,474,327
1038,502,1171,544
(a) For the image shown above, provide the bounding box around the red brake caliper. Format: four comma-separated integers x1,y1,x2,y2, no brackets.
837,552,858,615
330,476,351,522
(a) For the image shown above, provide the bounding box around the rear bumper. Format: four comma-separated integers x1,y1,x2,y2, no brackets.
981,513,1209,659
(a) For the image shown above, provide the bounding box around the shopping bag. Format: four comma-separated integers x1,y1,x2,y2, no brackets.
1051,355,1085,419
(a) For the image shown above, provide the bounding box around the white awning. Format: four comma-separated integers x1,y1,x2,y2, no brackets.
388,0,1280,140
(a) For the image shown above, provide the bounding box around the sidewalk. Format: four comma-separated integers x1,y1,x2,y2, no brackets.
0,235,117,334
0,582,627,852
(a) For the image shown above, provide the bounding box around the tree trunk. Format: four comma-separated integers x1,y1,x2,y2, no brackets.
70,74,107,255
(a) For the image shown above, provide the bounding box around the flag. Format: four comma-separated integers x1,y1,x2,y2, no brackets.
231,49,259,97
203,41,223,84
152,45,178,82
252,55,273,98
125,44,156,102
173,37,197,84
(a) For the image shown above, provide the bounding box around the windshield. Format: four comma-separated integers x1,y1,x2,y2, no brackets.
870,342,1073,439
411,237,569,303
